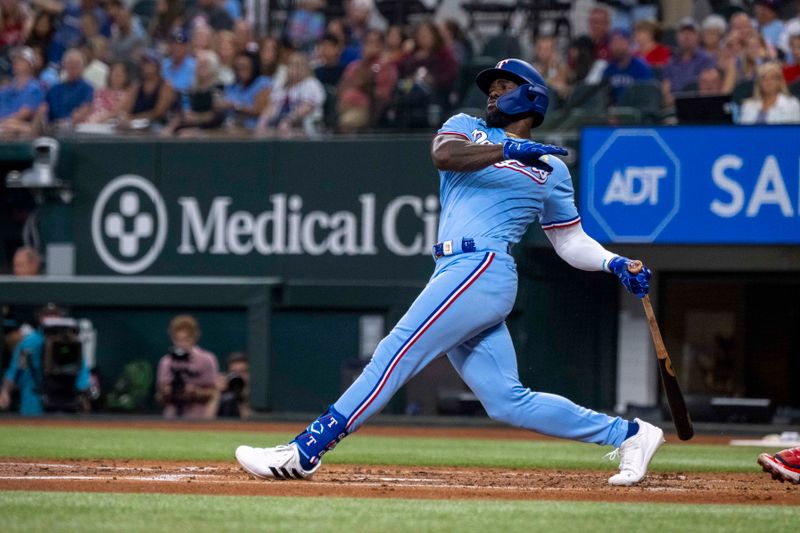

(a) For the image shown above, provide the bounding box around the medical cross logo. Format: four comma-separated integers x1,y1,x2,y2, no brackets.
91,175,168,274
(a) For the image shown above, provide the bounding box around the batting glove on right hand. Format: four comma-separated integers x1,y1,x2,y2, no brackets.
503,139,568,172
608,256,651,298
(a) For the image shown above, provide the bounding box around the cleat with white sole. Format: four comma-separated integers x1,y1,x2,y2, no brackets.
235,443,320,480
607,418,665,487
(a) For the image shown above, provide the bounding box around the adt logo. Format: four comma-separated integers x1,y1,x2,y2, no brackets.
587,129,680,242
92,175,168,274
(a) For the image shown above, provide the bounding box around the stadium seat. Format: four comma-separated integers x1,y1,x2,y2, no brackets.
615,80,663,123
731,79,755,105
565,81,609,112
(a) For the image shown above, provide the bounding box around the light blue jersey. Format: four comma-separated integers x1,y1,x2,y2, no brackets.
436,113,580,244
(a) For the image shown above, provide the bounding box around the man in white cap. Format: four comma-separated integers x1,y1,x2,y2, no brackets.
0,47,45,134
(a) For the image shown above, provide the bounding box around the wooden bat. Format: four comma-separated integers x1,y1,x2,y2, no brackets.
628,261,694,441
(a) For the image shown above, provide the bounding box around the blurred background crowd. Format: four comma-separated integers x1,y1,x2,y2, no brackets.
1,0,799,135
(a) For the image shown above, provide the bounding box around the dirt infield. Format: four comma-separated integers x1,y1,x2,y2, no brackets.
1,419,799,505
1,459,799,505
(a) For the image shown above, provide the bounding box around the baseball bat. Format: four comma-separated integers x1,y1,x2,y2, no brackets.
628,261,694,441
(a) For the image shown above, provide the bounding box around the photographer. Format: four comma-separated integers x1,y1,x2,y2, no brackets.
214,351,251,419
155,315,219,419
0,304,90,416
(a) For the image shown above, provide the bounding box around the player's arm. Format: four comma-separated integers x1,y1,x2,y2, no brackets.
431,135,567,172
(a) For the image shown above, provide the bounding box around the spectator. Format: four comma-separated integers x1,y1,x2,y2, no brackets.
80,60,131,124
25,10,57,65
223,51,271,129
337,29,398,132
78,11,102,45
532,34,569,99
603,28,654,103
739,34,772,84
739,61,800,123
0,0,33,49
118,51,175,126
383,24,408,68
729,11,758,51
31,44,60,89
697,66,725,95
256,51,325,137
662,18,715,103
439,18,472,66
162,28,197,97
0,305,90,416
82,36,110,89
107,0,147,62
314,33,345,87
164,50,225,135
155,314,219,420
286,0,326,53
44,48,94,128
583,5,611,61
754,0,785,49
566,35,598,86
192,21,215,54
634,19,672,68
222,0,242,21
186,0,234,32
398,21,458,111
784,33,800,84
232,18,255,51
345,0,387,52
214,351,251,418
701,15,728,64
0,47,45,134
12,247,41,276
215,30,237,86
327,18,359,66
259,36,287,89
38,0,111,65
148,0,186,45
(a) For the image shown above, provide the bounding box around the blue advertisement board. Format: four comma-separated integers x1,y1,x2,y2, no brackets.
580,126,800,244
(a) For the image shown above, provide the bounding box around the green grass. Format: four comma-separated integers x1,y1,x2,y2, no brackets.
0,424,784,473
1,491,798,533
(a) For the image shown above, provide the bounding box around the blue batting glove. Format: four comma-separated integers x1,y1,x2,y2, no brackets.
503,139,568,172
608,256,651,298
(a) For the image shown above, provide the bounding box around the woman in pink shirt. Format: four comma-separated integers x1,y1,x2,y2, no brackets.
82,61,132,124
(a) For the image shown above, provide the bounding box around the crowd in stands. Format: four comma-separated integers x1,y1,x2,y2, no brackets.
1,0,800,138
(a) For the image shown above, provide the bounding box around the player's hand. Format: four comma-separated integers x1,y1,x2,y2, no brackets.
608,256,651,298
503,139,568,172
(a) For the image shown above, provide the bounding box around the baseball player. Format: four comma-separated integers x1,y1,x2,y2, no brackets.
759,447,800,484
236,58,664,486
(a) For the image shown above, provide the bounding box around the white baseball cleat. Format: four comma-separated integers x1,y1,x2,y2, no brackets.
607,418,665,486
235,443,320,480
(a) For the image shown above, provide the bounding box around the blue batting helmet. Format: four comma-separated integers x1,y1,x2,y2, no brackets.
475,58,549,127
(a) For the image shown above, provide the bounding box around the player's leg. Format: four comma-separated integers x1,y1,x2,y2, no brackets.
758,447,800,484
447,321,664,485
236,252,515,478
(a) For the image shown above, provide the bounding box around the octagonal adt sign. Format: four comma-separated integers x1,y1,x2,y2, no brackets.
587,129,680,242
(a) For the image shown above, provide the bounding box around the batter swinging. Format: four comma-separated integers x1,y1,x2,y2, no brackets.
236,59,664,486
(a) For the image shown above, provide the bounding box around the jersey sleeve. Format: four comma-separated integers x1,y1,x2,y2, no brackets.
539,165,581,230
436,113,476,141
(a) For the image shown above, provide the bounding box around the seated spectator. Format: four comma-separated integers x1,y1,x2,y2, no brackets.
214,351,251,418
44,48,94,128
384,24,409,68
256,51,325,137
42,0,111,65
784,33,800,84
566,35,600,87
634,19,672,68
582,5,612,61
739,34,773,84
662,18,715,104
739,61,800,123
397,21,458,116
532,34,570,99
729,11,758,51
603,28,653,103
25,10,58,66
259,36,288,89
701,14,727,64
118,51,175,126
30,45,60,90
80,60,131,124
186,0,234,32
155,314,219,420
13,246,41,276
191,20,215,54
697,66,726,96
0,305,90,416
754,0,785,49
440,18,473,67
164,50,225,135
327,17,360,66
214,30,238,86
337,29,398,132
0,0,32,49
0,47,45,134
82,36,110,90
286,0,326,53
223,51,271,129
106,0,146,62
162,28,197,97
314,33,346,87
149,0,187,44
